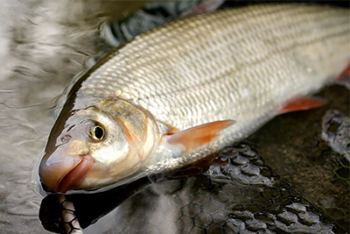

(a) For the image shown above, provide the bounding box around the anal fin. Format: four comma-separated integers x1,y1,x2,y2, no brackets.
280,97,327,114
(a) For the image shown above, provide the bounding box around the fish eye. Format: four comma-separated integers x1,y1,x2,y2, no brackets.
91,125,105,141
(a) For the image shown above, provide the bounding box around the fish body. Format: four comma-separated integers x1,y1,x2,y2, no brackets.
39,4,350,193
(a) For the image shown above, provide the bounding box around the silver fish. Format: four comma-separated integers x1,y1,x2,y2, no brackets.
39,4,350,193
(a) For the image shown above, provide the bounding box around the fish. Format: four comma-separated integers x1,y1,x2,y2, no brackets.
38,4,350,193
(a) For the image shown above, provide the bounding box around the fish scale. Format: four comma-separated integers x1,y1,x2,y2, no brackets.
39,4,350,192
79,4,349,134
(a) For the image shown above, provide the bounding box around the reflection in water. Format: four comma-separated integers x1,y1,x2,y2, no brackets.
0,0,348,233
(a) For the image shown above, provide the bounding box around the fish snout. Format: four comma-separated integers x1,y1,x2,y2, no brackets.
39,150,94,193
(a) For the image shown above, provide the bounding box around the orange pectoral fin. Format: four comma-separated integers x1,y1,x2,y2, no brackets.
280,97,327,114
166,120,235,154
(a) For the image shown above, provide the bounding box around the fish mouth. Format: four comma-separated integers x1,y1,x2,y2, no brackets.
39,150,95,193
57,156,95,193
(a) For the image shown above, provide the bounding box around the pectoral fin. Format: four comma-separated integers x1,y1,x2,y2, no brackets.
166,120,235,154
280,97,327,114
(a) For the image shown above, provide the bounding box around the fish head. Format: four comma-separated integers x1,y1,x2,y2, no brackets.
39,99,159,193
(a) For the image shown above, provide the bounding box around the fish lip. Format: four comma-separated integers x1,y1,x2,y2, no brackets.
57,155,95,193
39,153,83,193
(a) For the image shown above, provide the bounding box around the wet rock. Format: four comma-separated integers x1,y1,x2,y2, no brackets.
241,164,261,176
298,211,319,226
286,203,307,213
245,218,267,231
322,109,350,160
277,211,298,225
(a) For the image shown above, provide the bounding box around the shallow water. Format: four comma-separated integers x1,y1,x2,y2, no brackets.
0,1,348,233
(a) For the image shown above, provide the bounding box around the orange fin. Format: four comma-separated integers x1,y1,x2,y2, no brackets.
166,120,235,153
337,64,350,80
280,97,327,114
